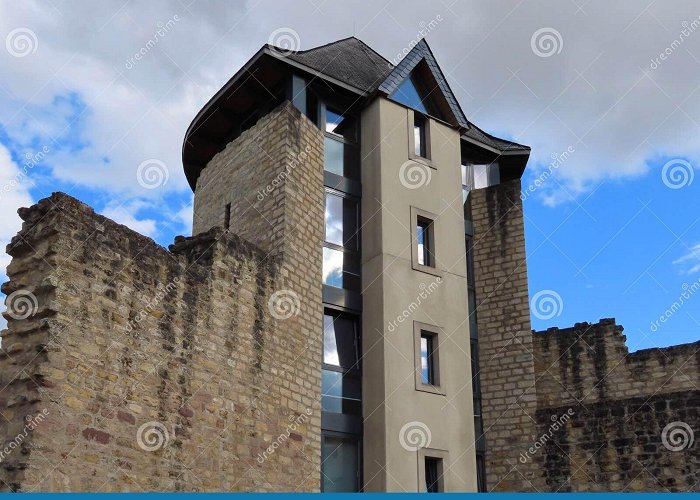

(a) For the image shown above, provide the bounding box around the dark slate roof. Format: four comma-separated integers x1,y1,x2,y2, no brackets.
282,37,394,93
463,123,530,153
377,39,469,129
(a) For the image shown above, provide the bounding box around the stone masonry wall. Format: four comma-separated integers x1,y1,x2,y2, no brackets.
0,102,325,491
531,320,699,491
470,179,540,491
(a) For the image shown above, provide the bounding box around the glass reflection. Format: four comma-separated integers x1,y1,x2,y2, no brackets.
324,137,344,176
323,247,343,288
325,193,343,246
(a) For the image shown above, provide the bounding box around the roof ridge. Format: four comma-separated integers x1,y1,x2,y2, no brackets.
351,37,394,66
292,35,357,54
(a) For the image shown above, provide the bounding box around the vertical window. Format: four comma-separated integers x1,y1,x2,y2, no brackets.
424,457,443,493
416,217,433,267
461,164,474,204
414,114,427,158
413,322,444,394
411,207,439,274
321,436,360,492
223,203,231,230
322,313,361,415
322,106,359,180
421,331,437,385
323,190,360,290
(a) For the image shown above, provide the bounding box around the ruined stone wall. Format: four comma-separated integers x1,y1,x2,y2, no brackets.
0,102,325,492
532,320,699,491
470,179,540,491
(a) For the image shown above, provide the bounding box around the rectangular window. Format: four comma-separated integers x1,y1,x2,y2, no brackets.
223,203,231,230
411,207,440,276
416,217,433,267
414,114,427,158
324,191,359,250
421,331,437,385
424,457,443,493
413,322,444,395
321,436,360,492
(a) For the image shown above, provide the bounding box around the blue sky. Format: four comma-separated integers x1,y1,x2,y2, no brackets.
1,1,699,350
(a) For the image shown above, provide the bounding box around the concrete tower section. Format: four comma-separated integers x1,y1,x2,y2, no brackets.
361,97,476,491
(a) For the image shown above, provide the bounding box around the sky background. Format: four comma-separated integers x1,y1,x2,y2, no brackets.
0,0,698,350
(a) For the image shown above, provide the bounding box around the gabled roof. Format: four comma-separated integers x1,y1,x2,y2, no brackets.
182,36,530,191
284,37,393,94
377,39,469,129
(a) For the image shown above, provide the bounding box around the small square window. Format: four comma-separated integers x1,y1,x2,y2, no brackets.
414,321,444,395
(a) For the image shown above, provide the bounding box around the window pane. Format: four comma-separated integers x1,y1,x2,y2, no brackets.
325,193,344,246
323,314,357,369
414,123,423,157
390,76,429,114
421,336,429,384
417,219,431,267
325,109,344,134
321,370,361,414
425,458,441,493
324,136,344,176
323,247,344,288
322,437,359,492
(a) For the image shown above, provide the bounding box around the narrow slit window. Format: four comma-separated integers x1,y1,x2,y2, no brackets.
421,331,437,385
224,203,231,230
416,216,433,267
414,114,427,158
424,457,443,493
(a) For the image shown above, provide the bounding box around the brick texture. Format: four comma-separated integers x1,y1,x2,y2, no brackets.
532,320,699,491
470,179,540,491
0,101,324,492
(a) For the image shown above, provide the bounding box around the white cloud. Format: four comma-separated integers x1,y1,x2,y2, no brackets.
673,242,700,275
100,200,158,238
0,143,34,333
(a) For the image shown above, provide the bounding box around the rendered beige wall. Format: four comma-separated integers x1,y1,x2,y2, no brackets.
361,97,477,492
